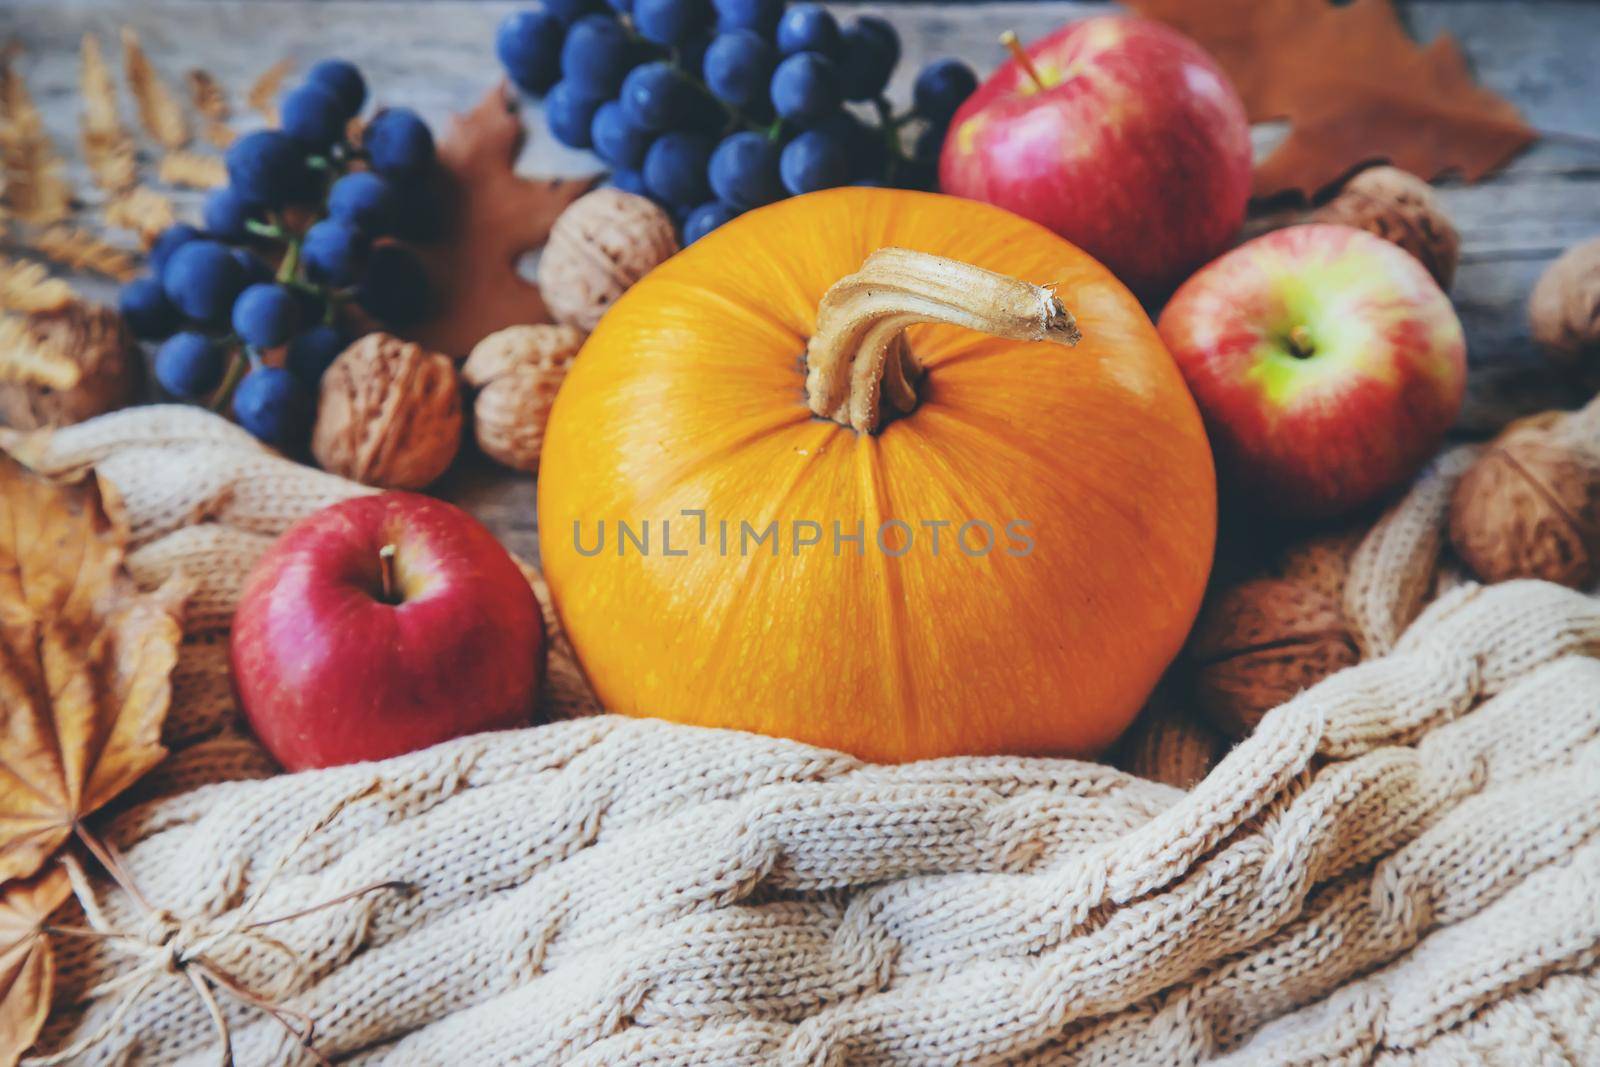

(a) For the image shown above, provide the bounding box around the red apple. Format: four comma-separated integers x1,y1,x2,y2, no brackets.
231,492,545,770
939,16,1251,297
1158,223,1467,518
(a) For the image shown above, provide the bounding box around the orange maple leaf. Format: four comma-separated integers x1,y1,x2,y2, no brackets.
1127,0,1536,198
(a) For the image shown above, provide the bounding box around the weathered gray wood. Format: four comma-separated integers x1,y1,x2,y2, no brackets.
2,0,1598,560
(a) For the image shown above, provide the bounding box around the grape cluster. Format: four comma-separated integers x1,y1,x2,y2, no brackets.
495,0,977,242
117,59,437,450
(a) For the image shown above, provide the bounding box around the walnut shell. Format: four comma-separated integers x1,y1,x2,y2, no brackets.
311,332,462,489
1189,578,1360,738
0,303,140,430
538,188,679,332
1448,409,1600,589
461,324,586,472
1313,166,1459,288
1117,696,1223,790
1529,237,1600,382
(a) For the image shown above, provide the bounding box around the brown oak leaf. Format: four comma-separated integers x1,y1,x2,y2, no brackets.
0,454,185,886
399,82,594,359
0,865,69,1067
1126,0,1536,199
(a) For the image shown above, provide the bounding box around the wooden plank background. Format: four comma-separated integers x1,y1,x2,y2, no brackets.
3,1,1598,562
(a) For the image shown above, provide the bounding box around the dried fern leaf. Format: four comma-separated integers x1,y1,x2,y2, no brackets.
80,35,139,194
0,258,74,315
102,185,174,246
121,28,189,150
0,48,74,226
187,68,235,148
247,58,292,124
156,150,225,189
31,227,139,282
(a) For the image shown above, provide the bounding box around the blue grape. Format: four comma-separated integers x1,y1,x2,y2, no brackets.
162,239,246,325
149,224,202,273
703,30,773,110
606,0,633,11
839,16,899,101
202,187,258,241
712,0,781,36
561,14,632,97
546,0,601,22
225,130,308,208
306,59,366,117
282,83,348,148
771,52,841,124
364,108,435,177
301,219,369,286
545,81,604,148
496,8,566,95
634,0,709,47
591,101,654,170
780,127,849,194
233,366,311,448
232,283,300,349
912,122,946,166
609,168,653,199
292,285,327,329
776,4,839,58
643,131,713,207
619,62,698,132
154,332,227,399
913,59,978,124
231,248,273,287
708,131,782,209
286,324,346,385
357,244,431,326
682,200,738,243
118,276,178,340
814,110,884,179
328,171,398,234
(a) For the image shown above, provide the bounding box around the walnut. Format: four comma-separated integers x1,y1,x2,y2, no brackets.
0,303,140,430
1528,237,1600,384
311,332,462,489
538,188,678,332
1313,166,1459,288
1189,577,1360,738
1449,407,1600,589
461,324,585,472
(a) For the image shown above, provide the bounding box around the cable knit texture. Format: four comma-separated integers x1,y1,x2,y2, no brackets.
6,405,1598,1065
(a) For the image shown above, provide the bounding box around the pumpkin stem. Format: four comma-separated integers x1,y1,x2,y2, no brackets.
804,247,1081,433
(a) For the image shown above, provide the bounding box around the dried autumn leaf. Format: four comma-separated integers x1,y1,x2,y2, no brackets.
156,150,226,190
102,185,175,247
0,865,70,1066
79,34,137,194
31,227,139,283
247,58,293,124
1126,0,1537,198
400,83,593,358
0,454,185,885
0,259,74,315
0,314,78,390
121,27,189,150
187,69,234,149
0,47,74,226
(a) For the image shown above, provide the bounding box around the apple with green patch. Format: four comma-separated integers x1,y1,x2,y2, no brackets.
1158,223,1466,519
939,16,1251,297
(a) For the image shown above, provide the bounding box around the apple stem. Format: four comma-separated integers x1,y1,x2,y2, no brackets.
379,543,398,603
1287,324,1316,359
1000,31,1047,93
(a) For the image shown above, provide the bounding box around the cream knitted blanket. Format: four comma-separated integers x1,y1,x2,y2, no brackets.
7,405,1599,1066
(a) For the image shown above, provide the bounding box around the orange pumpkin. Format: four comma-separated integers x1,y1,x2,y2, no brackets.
538,188,1214,762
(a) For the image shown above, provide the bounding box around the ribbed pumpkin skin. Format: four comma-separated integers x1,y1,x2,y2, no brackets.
538,188,1215,762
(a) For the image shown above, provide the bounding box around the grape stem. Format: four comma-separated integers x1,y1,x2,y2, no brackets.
276,236,303,285
208,347,250,413
246,220,288,240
